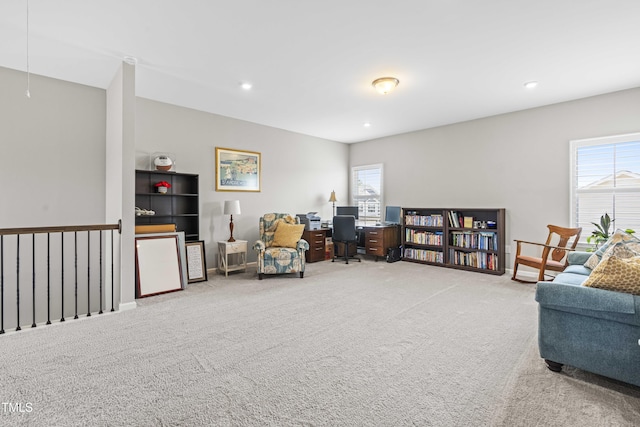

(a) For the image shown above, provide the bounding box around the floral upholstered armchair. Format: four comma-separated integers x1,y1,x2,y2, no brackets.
253,213,309,280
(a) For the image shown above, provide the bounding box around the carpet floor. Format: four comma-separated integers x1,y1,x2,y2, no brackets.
1,259,639,426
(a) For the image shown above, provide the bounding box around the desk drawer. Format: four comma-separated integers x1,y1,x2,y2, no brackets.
307,232,326,249
303,229,327,263
366,242,385,256
366,229,386,256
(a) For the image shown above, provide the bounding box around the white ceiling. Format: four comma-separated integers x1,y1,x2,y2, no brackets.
1,1,639,143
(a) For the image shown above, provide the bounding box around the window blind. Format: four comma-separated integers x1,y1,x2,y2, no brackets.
352,164,383,221
571,133,640,242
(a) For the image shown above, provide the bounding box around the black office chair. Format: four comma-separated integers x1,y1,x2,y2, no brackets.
332,215,361,264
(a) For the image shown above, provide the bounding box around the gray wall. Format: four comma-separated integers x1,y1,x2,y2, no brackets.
134,98,348,268
3,62,639,277
349,87,640,268
1,67,106,227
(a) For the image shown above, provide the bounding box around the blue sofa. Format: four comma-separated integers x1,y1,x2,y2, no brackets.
535,251,640,387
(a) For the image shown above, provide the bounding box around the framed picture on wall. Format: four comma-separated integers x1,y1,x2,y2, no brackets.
215,147,261,192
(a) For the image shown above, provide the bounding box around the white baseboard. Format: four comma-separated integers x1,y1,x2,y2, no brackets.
118,301,138,311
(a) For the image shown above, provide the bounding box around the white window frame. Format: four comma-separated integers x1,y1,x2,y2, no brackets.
570,132,640,244
351,164,383,222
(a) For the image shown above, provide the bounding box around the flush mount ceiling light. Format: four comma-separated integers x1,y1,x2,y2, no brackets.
372,77,399,95
524,80,538,89
240,82,253,90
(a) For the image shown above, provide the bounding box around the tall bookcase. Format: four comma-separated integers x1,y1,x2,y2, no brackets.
135,170,200,241
402,208,505,275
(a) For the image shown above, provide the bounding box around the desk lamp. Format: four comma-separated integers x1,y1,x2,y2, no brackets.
224,200,241,242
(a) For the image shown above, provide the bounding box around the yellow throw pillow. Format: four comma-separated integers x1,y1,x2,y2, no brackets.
272,223,305,248
583,253,640,295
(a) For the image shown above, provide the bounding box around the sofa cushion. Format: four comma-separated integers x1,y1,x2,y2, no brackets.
562,264,592,276
583,248,640,296
272,223,305,248
567,251,593,266
553,272,589,286
584,229,640,269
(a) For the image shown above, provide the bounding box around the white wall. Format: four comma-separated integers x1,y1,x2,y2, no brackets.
134,98,349,268
106,62,137,308
350,87,640,269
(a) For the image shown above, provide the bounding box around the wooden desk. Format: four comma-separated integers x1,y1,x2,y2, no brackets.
356,224,401,260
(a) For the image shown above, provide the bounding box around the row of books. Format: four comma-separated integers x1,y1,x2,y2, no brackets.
449,250,499,270
403,248,444,263
405,229,443,246
450,231,498,251
448,211,473,228
404,214,443,227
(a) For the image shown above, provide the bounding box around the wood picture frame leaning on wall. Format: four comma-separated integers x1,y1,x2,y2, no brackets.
135,235,184,298
185,240,208,283
215,147,261,192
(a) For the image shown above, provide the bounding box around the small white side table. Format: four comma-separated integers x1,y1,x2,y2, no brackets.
218,240,248,276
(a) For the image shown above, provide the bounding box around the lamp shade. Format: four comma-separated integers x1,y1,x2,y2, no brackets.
328,191,337,203
224,200,241,215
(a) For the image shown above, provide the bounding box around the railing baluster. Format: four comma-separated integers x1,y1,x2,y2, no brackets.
1,235,4,334
47,233,51,325
0,222,119,331
31,234,36,328
61,233,65,322
111,229,115,312
87,231,91,317
99,231,103,315
16,235,21,331
74,231,78,320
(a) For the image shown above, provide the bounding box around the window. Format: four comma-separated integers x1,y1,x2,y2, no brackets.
352,164,383,222
570,132,640,242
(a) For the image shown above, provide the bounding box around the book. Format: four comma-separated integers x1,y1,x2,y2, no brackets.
464,217,473,228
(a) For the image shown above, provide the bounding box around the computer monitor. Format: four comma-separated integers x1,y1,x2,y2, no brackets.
385,206,401,224
336,206,359,219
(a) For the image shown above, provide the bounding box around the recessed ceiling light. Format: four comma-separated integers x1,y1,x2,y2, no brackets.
524,81,538,89
364,122,371,127
240,82,252,90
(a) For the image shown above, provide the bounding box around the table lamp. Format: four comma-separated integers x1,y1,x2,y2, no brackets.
224,200,241,242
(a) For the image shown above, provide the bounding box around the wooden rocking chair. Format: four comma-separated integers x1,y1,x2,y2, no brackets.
511,225,582,283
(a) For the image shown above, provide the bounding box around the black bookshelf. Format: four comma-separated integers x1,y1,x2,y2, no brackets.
402,208,505,275
135,170,199,241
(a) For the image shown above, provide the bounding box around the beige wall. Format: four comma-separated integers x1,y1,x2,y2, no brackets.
349,87,640,268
